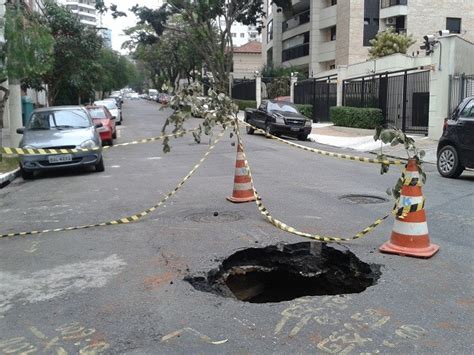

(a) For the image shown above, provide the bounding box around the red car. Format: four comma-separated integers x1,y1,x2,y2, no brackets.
86,105,117,146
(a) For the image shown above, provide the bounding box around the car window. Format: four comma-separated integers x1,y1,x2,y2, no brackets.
95,101,117,110
87,108,107,119
267,102,299,114
28,110,91,130
460,100,474,118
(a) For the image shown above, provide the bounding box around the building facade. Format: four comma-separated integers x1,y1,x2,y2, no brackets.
262,0,474,77
232,41,263,79
57,0,98,27
225,21,261,47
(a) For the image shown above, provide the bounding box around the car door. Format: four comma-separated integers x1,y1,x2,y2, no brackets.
457,98,474,166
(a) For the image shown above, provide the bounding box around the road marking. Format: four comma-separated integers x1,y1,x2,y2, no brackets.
146,157,162,160
0,255,126,315
24,241,41,254
161,327,228,345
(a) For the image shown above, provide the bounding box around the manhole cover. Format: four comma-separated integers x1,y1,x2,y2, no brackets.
185,242,381,303
339,194,389,204
186,211,243,223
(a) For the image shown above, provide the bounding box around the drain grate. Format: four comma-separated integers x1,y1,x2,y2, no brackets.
339,194,389,204
185,242,381,303
186,211,243,223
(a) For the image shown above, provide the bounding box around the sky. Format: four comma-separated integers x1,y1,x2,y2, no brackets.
101,1,162,53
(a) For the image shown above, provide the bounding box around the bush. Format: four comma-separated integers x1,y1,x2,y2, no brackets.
234,99,257,111
295,104,313,119
330,106,383,129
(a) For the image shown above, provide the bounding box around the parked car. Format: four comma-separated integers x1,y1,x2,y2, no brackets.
86,105,116,146
245,100,312,141
130,92,140,100
109,92,123,107
437,96,474,178
94,100,122,125
17,106,104,179
106,95,122,109
157,93,170,105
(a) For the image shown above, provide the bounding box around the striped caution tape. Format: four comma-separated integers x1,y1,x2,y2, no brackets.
241,120,404,166
391,167,425,219
393,199,425,219
0,129,226,239
234,122,390,243
0,129,198,156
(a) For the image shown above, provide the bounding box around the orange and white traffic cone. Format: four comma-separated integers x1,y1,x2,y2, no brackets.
227,143,256,203
380,159,439,258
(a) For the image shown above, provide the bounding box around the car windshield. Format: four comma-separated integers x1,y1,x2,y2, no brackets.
87,108,107,119
95,101,117,110
27,110,91,130
267,102,299,114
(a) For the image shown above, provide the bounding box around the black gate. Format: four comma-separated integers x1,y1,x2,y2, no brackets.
343,69,430,135
231,79,256,101
294,76,337,122
448,73,474,114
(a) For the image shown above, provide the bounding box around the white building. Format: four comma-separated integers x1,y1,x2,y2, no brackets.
57,0,98,27
221,21,262,47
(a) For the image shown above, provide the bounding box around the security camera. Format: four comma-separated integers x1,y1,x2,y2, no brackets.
439,30,450,36
423,35,436,43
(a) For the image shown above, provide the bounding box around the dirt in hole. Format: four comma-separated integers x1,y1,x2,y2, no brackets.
185,242,381,303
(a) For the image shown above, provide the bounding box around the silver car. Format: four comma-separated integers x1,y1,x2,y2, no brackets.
17,106,104,180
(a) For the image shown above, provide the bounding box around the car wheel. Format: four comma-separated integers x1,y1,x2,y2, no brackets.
246,122,255,135
265,123,273,138
20,167,34,180
108,139,114,146
437,145,464,178
95,157,105,173
298,133,309,141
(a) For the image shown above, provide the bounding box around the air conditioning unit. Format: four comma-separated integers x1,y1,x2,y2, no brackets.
386,17,396,25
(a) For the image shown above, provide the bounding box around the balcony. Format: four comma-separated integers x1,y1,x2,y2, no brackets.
380,0,408,19
282,43,309,62
319,5,337,29
282,10,310,32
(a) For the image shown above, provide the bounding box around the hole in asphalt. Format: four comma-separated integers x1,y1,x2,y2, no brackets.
185,211,243,223
185,242,381,303
339,194,389,204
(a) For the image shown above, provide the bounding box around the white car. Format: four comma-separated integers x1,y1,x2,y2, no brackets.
94,100,122,125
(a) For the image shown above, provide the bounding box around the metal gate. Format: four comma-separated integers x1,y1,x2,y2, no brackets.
294,76,337,122
448,73,474,114
343,69,430,135
231,79,256,101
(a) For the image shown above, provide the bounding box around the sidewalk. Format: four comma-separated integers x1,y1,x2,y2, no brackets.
310,123,438,164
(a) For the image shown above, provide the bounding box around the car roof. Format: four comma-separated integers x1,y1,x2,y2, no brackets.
267,100,294,105
33,105,86,113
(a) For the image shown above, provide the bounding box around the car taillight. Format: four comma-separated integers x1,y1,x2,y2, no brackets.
443,118,448,132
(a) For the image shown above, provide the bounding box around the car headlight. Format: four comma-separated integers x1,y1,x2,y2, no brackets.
305,120,312,127
80,140,98,149
274,117,285,124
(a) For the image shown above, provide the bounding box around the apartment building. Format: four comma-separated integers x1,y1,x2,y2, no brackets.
58,0,98,26
262,0,474,77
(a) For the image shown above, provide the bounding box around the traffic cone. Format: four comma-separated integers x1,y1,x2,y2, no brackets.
227,143,256,203
380,159,439,258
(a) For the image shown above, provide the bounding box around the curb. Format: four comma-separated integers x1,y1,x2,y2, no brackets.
0,168,20,189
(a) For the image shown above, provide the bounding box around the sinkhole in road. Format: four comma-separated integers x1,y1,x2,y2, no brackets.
185,242,381,303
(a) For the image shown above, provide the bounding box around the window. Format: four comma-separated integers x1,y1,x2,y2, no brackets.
363,0,380,46
446,17,461,34
240,33,245,38
460,100,474,117
232,33,236,37
267,20,273,43
330,26,337,41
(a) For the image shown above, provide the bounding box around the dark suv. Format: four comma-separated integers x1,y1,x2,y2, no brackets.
437,96,474,178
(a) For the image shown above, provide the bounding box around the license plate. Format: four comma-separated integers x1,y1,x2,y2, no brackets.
48,154,72,164
291,127,300,132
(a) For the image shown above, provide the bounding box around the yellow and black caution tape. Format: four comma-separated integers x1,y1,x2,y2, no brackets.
241,120,404,166
391,167,426,219
0,130,226,239
233,123,390,243
0,129,198,156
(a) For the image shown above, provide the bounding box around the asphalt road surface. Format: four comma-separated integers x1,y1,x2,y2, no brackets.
0,99,472,354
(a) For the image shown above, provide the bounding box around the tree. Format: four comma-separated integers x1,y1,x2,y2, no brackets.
368,28,416,59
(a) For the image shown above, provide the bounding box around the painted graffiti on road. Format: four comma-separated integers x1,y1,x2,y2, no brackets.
0,322,110,354
274,296,427,354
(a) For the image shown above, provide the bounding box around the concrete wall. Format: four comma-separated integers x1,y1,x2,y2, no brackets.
233,53,263,79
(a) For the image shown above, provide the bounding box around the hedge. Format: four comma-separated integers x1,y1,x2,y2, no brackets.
234,100,313,120
330,106,383,129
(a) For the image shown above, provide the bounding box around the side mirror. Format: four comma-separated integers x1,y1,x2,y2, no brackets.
16,128,25,134
94,123,103,129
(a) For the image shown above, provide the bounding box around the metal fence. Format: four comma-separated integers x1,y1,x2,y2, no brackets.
448,73,474,114
231,79,256,101
294,76,337,122
343,69,431,135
